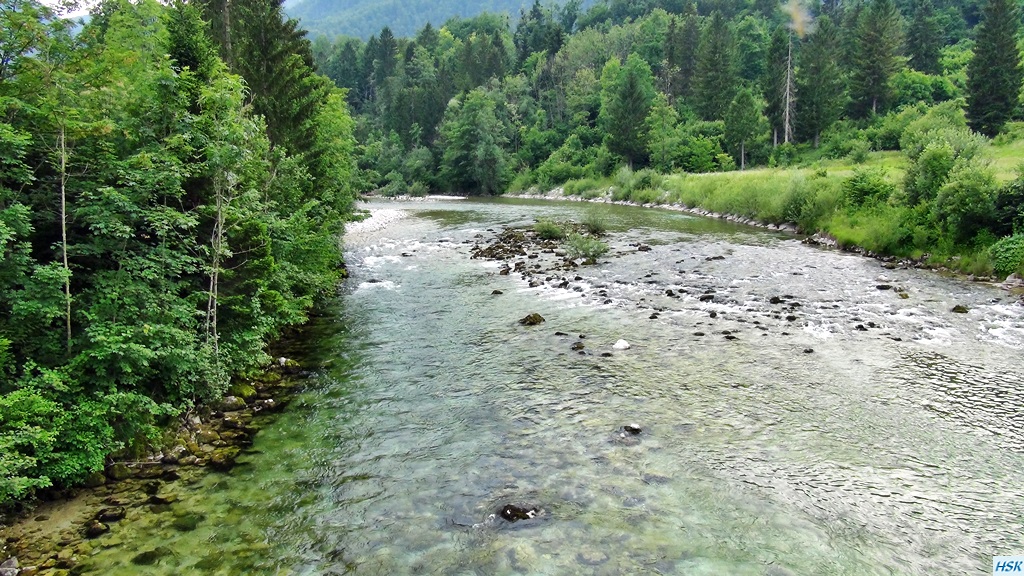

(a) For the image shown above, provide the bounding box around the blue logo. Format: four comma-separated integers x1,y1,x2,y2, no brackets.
995,557,1024,573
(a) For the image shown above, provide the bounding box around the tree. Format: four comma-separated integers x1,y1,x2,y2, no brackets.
966,0,1024,137
693,11,736,120
724,87,768,169
796,16,846,146
906,0,942,75
663,5,700,102
645,92,681,171
599,53,656,167
763,26,796,145
849,0,903,117
438,89,511,195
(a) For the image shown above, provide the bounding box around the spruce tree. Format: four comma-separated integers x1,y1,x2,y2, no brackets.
724,87,768,169
694,11,737,120
763,26,796,145
966,0,1024,137
797,16,846,146
849,0,903,117
599,53,656,167
906,0,942,75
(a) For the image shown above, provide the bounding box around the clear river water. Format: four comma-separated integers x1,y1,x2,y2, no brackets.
74,197,1024,575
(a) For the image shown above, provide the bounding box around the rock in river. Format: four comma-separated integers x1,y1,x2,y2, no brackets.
612,339,631,350
951,305,969,314
500,504,539,522
519,313,545,326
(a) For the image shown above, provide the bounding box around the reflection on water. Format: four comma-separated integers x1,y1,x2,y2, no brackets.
77,198,1024,575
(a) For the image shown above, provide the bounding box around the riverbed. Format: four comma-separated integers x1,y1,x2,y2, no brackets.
56,197,1024,575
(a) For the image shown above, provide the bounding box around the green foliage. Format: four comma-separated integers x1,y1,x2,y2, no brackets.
932,158,997,242
994,169,1024,235
849,0,904,117
848,139,871,163
844,168,896,206
989,234,1024,276
581,211,607,234
966,0,1024,137
534,219,566,239
599,53,655,167
565,233,609,262
0,0,356,506
438,88,511,195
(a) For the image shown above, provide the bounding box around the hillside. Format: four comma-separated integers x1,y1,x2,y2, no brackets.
286,0,553,38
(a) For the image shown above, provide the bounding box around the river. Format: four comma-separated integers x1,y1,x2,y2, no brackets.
71,197,1024,575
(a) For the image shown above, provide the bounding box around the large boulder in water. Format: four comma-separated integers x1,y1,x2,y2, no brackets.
519,313,545,326
612,339,631,350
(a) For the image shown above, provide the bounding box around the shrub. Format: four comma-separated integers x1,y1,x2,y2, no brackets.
508,170,535,192
847,139,871,164
582,211,608,235
566,233,609,263
407,181,430,197
843,168,896,206
564,177,605,196
534,219,566,240
994,170,1024,236
990,234,1024,277
932,158,997,243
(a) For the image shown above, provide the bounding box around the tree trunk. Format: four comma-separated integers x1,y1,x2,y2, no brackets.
58,126,71,352
783,34,795,144
740,140,746,170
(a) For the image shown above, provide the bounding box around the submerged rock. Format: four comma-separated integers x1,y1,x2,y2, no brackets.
623,424,642,435
499,504,539,522
570,342,585,351
518,313,545,326
131,547,173,566
84,520,109,539
95,507,125,522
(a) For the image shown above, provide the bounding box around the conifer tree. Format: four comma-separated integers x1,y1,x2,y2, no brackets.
797,16,846,146
599,54,656,167
849,0,903,117
724,87,768,169
694,11,736,120
966,0,1024,137
906,0,942,75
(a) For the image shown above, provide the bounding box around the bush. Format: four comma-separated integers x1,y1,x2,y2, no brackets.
994,170,1024,236
566,233,609,263
843,168,896,206
582,211,608,235
847,139,871,164
564,177,606,197
508,170,535,192
407,181,430,197
534,219,566,240
932,158,997,243
990,234,1024,277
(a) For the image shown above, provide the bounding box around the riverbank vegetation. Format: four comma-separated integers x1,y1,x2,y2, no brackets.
0,0,356,506
312,0,1024,277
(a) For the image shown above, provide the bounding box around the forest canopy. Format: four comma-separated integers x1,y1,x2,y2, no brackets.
0,0,356,505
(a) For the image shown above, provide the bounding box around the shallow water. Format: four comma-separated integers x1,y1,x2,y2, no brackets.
76,197,1024,575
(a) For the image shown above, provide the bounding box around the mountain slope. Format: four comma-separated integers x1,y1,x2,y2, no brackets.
285,0,533,39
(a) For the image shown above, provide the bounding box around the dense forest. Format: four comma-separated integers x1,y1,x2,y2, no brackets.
0,0,356,505
313,0,1024,274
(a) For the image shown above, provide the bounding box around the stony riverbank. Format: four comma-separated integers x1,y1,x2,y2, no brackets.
507,188,1024,295
0,361,308,576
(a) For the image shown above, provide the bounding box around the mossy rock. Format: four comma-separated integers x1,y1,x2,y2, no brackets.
227,382,257,400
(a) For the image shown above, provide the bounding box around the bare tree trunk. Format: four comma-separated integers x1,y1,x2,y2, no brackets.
740,140,746,170
206,183,225,357
783,33,795,144
59,126,71,352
